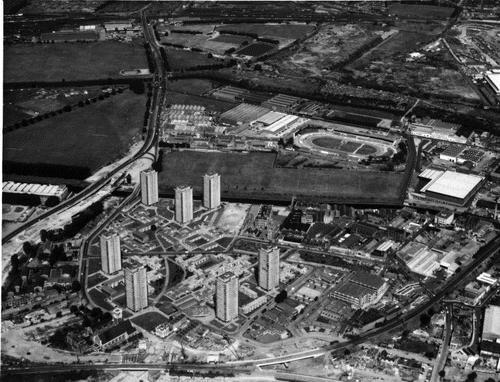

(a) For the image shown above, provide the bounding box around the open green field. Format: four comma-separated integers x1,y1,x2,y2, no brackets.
4,40,148,82
3,90,145,177
167,78,216,96
216,23,315,40
165,48,218,70
160,151,404,204
388,4,455,19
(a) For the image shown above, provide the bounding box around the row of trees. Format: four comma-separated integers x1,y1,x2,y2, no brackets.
4,87,127,133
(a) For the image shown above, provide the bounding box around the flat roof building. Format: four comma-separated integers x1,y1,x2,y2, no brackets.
259,246,280,291
216,271,239,322
421,171,485,206
125,266,148,312
140,169,158,206
100,233,122,275
483,305,500,341
175,186,193,224
485,72,500,95
203,173,221,210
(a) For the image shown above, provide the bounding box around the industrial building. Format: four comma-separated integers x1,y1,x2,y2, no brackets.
410,124,467,144
330,271,386,308
211,86,248,102
482,305,500,341
2,181,69,201
484,71,500,95
219,103,269,126
262,94,303,111
418,170,485,206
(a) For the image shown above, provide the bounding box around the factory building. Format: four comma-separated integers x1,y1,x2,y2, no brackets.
415,169,485,207
330,271,387,308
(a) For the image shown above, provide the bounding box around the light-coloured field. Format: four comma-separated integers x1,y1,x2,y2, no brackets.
215,203,251,234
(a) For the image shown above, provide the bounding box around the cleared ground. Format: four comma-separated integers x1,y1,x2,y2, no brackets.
271,23,384,77
388,4,455,19
215,23,315,40
4,40,148,82
160,151,404,204
3,90,145,177
215,203,251,234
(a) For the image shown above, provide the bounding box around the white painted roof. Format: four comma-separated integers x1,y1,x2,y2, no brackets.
423,171,484,199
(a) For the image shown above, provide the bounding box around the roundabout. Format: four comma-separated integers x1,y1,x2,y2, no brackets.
295,131,395,158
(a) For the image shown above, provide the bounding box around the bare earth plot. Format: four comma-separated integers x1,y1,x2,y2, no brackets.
4,40,148,82
160,151,404,204
3,90,146,178
272,23,384,77
348,31,479,101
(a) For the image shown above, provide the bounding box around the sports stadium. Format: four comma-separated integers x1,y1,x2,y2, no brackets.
294,131,397,159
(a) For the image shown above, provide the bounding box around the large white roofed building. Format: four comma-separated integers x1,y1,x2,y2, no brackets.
483,305,500,341
420,171,485,206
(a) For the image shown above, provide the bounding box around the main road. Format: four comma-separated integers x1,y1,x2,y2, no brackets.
2,8,166,246
5,234,499,376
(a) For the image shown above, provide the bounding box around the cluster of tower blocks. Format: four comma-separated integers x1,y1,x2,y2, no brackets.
140,169,221,224
100,169,280,322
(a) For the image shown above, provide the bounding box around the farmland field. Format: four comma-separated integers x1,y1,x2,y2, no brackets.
165,48,218,70
235,43,276,57
3,90,145,179
4,40,148,82
161,32,246,55
388,4,455,19
167,78,216,96
160,151,404,204
212,34,251,45
215,23,315,40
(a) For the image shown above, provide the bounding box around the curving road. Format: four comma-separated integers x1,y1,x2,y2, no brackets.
2,9,165,247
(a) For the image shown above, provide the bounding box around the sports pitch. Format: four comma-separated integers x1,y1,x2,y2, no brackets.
160,151,404,204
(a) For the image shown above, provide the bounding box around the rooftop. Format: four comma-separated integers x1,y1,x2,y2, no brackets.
349,271,385,290
423,171,484,200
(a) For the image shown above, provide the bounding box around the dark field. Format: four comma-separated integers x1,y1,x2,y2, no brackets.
165,48,217,70
167,78,216,96
89,288,114,311
312,137,342,149
160,151,404,203
4,41,148,82
235,43,275,57
357,145,378,155
338,141,362,153
212,34,251,45
3,90,145,177
132,312,168,332
388,4,455,19
216,23,315,40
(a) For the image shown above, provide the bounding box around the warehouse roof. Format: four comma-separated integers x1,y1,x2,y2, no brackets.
423,171,484,199
349,271,385,290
